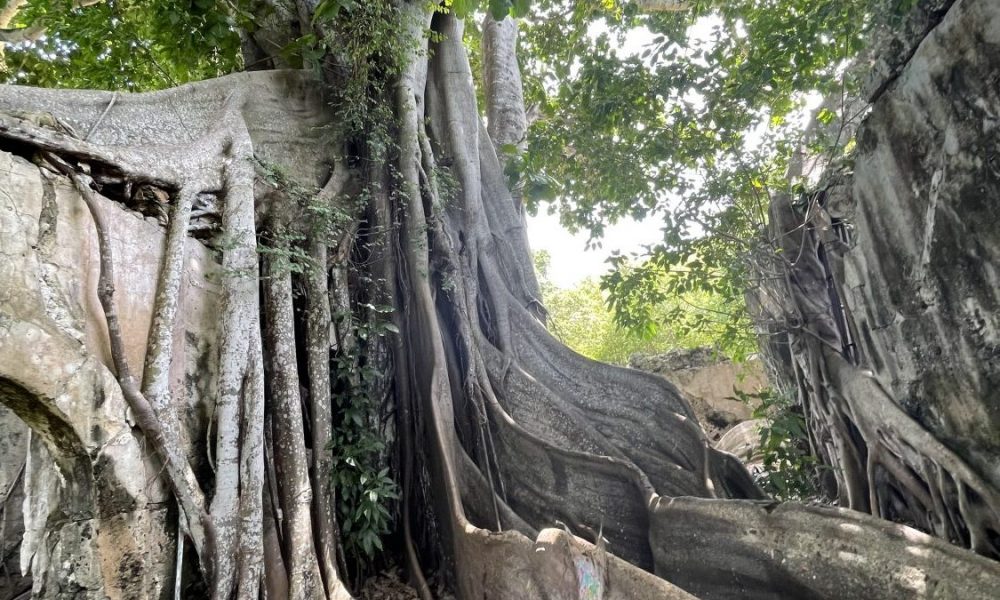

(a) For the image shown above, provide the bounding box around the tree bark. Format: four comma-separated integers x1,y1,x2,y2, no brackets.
0,0,998,599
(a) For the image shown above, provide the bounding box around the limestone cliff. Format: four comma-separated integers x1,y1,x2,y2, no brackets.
629,349,766,441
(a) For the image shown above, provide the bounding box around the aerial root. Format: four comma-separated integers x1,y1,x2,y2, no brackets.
44,151,215,576
824,348,1000,557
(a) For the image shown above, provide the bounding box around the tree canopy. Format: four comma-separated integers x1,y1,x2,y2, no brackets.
513,0,912,341
2,0,910,335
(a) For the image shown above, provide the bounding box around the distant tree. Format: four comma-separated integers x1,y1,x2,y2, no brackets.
535,252,753,364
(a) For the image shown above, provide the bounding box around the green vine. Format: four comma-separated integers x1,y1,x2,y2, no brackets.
330,305,400,567
253,157,356,274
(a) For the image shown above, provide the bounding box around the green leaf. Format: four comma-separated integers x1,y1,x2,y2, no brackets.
488,0,512,20
450,0,474,18
512,0,530,17
312,0,355,24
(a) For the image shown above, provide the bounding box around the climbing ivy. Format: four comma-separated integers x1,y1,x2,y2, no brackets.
253,158,352,274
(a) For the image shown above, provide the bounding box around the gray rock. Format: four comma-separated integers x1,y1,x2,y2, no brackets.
630,348,767,441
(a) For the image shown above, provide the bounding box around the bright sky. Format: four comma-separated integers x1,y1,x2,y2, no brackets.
521,18,711,290
526,211,660,288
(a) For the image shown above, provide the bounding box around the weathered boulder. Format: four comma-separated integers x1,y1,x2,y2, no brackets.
758,0,1000,558
844,0,1000,498
630,348,767,440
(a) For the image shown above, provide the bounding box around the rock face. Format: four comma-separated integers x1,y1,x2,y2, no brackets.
0,151,222,598
845,0,1000,493
630,348,767,441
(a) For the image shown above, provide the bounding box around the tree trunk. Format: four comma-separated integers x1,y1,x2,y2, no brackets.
0,1,998,599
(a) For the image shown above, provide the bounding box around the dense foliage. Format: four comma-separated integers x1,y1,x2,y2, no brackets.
2,0,244,89
512,0,917,343
535,251,753,364
734,388,822,500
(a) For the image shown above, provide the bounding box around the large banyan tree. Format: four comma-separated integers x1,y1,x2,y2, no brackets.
0,0,999,598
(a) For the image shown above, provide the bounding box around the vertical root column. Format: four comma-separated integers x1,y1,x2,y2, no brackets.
306,170,353,600
211,116,264,599
263,244,325,599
